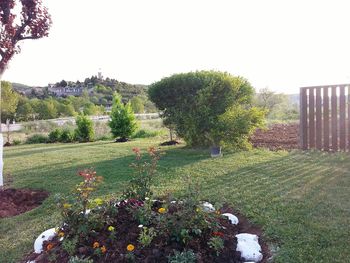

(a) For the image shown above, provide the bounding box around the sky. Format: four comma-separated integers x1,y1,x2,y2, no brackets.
2,0,350,94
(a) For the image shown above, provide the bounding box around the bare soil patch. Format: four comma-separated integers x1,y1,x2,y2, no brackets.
0,188,49,218
250,123,299,150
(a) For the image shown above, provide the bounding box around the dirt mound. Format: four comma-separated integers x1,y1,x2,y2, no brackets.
0,188,49,218
250,123,299,151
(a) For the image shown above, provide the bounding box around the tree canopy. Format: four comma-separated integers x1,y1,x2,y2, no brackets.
149,71,265,147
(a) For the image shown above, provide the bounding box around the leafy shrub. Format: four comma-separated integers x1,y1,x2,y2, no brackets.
75,114,94,142
60,129,75,143
109,93,138,140
26,134,49,144
148,71,265,148
48,128,62,143
12,139,21,146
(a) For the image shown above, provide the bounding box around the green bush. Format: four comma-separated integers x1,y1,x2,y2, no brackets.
12,139,21,146
48,128,62,143
109,93,138,140
149,70,265,148
26,134,49,144
75,115,94,142
60,129,75,143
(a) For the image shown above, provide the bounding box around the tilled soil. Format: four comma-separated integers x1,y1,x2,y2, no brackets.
250,123,299,150
0,188,49,218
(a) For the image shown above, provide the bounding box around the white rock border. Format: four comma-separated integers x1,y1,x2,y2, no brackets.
34,228,57,253
236,233,263,262
222,213,239,225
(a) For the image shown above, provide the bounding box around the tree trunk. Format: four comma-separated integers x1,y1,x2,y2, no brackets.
0,78,3,187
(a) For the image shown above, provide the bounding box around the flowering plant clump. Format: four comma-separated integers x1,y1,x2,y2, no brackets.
27,147,264,263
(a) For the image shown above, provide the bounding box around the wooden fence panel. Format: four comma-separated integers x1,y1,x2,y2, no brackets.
315,88,322,149
323,87,330,151
300,88,308,150
339,86,346,150
300,84,350,152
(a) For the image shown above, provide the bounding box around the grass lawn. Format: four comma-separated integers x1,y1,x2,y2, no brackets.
1,139,349,263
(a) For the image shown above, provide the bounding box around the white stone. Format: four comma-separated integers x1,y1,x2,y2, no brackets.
222,213,239,225
201,201,215,212
236,233,263,262
34,228,57,253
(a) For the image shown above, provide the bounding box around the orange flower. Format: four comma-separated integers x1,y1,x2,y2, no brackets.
101,245,107,253
158,207,166,214
127,244,135,252
58,231,65,237
93,241,100,248
46,243,54,251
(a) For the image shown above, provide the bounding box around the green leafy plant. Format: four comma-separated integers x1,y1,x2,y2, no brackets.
62,237,79,256
168,250,197,263
75,114,94,142
68,256,93,263
138,226,157,247
48,128,62,143
26,134,49,144
149,70,265,148
123,147,161,200
109,92,138,141
60,129,75,143
12,139,21,145
208,236,224,256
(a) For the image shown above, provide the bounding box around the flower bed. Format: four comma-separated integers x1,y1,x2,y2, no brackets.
23,148,270,263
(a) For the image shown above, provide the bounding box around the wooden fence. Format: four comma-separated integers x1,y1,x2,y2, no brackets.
300,84,350,151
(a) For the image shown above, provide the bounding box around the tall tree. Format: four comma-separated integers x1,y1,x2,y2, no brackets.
0,81,19,122
0,0,51,186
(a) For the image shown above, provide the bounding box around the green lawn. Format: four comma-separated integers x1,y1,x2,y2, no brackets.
1,140,349,263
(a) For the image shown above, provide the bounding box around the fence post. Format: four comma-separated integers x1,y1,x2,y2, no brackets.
300,88,308,150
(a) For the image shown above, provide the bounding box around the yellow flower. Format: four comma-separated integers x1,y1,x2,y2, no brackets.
94,198,104,205
108,226,115,232
86,187,94,191
196,207,200,212
215,210,220,215
93,241,100,248
158,207,166,214
127,244,135,252
58,231,65,237
101,246,107,253
63,203,72,209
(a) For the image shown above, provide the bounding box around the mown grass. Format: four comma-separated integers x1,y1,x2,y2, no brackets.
1,140,349,263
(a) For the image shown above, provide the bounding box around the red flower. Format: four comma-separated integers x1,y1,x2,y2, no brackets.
213,231,224,237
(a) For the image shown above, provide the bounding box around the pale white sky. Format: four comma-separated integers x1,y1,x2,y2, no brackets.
3,0,350,94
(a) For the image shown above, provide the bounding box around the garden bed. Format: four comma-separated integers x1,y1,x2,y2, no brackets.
250,123,299,150
0,188,49,218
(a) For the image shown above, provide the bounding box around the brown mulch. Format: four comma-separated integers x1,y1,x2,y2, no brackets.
250,123,299,150
0,188,49,218
22,202,270,263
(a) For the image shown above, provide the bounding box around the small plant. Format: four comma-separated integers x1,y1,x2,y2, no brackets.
26,134,49,144
131,129,162,139
68,256,93,263
60,129,75,143
138,226,157,247
208,236,224,256
168,249,197,263
109,92,138,141
75,114,94,142
12,139,21,146
49,128,62,143
123,147,161,200
62,237,78,256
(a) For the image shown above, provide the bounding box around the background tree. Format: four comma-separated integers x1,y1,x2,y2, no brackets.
149,71,265,148
0,81,19,122
109,93,137,142
130,96,144,113
75,114,94,142
0,0,51,186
